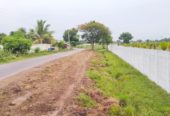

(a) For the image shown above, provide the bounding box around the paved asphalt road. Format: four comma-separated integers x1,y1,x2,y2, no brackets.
0,49,84,80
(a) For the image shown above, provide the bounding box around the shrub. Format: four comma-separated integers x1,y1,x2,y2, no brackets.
58,41,66,49
0,50,16,62
77,93,96,108
34,47,40,53
2,36,32,54
160,42,168,50
168,43,170,50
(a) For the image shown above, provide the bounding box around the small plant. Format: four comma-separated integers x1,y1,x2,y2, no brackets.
160,42,168,50
108,106,122,115
34,47,40,53
77,93,96,108
0,50,16,63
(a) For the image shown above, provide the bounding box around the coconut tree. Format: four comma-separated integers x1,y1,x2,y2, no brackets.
34,20,54,43
27,29,37,42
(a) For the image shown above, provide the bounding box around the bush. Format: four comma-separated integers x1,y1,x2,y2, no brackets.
0,50,16,62
160,42,168,50
58,41,66,49
2,36,32,54
34,47,40,53
168,43,170,50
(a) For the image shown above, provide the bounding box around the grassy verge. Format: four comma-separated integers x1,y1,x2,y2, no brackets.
76,44,105,50
87,49,170,116
0,49,68,64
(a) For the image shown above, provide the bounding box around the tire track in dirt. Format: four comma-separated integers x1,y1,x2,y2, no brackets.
0,50,95,116
49,53,91,116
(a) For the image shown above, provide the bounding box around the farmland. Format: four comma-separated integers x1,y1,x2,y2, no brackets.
122,41,170,51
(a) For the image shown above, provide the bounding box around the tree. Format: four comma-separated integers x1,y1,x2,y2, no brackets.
63,28,79,46
18,28,26,35
0,33,6,44
35,20,54,44
100,35,112,49
2,35,32,54
42,33,56,44
10,27,33,41
79,21,112,50
99,26,112,48
119,32,133,43
27,29,37,41
10,28,26,38
58,40,66,49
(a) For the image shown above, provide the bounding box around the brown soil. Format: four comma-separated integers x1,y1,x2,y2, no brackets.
60,54,119,116
0,50,95,116
61,76,119,116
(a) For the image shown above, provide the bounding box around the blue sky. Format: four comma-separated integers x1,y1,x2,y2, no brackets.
0,0,170,40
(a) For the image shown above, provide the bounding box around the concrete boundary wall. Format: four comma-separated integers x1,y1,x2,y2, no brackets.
31,44,51,51
108,44,170,93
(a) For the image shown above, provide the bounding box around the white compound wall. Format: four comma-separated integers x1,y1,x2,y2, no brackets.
31,44,51,52
108,44,170,93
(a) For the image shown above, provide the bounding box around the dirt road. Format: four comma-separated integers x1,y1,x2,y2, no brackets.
0,50,95,116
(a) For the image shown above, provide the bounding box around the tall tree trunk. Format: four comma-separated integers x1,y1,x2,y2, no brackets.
91,42,94,50
91,39,94,50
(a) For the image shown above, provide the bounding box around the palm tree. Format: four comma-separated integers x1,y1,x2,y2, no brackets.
35,20,53,44
27,29,37,42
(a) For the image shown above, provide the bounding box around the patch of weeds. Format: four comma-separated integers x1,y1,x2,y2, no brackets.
77,92,96,108
87,49,170,115
108,106,125,116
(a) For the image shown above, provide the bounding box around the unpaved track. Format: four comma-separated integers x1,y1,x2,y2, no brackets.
0,50,95,116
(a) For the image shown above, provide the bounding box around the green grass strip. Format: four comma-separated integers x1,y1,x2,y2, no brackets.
87,49,170,116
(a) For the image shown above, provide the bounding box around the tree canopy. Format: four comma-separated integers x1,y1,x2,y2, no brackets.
28,20,55,44
79,21,112,49
0,33,6,44
2,35,32,54
63,28,79,46
119,32,133,43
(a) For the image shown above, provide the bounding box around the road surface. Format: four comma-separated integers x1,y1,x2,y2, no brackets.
0,49,83,80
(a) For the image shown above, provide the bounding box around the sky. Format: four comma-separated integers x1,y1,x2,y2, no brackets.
0,0,170,40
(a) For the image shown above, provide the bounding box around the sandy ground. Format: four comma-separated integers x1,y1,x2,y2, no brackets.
0,50,95,116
